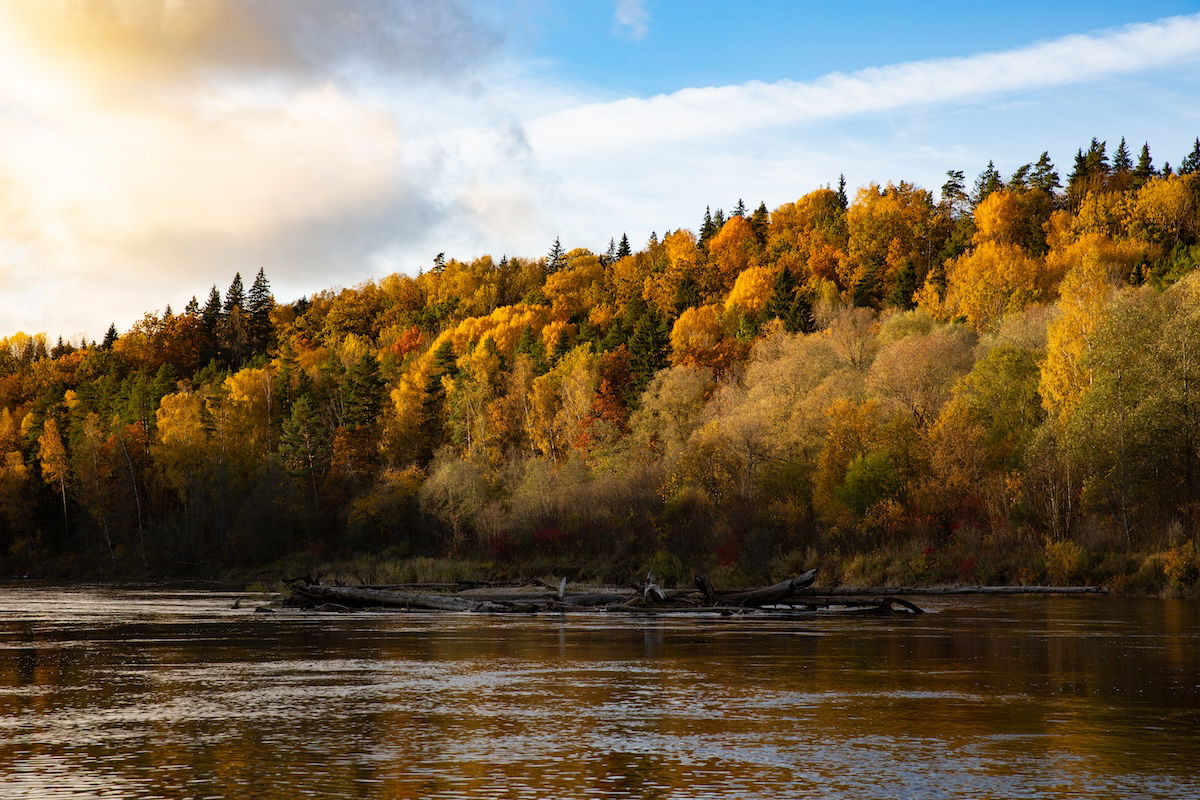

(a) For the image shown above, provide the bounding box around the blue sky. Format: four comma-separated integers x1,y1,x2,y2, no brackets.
516,1,1200,95
1,0,1199,339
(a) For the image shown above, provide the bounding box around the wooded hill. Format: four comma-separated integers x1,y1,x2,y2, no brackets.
2,136,1200,593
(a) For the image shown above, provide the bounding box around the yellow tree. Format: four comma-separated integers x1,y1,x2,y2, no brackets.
923,241,1051,331
38,417,70,535
1040,252,1115,425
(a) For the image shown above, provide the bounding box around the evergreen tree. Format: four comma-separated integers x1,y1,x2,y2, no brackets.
246,268,274,355
972,160,1004,205
732,198,747,217
419,340,459,460
765,267,799,321
1113,137,1132,173
627,308,670,402
604,238,617,263
223,273,245,315
1030,152,1061,194
1180,138,1200,176
617,233,631,259
836,174,848,209
889,261,919,310
342,354,384,430
1162,161,1173,177
203,286,222,331
101,324,118,351
1084,138,1110,176
432,252,446,273
1133,142,1155,187
940,170,968,217
749,202,769,244
184,296,200,316
515,325,548,373
279,394,331,505
1008,163,1032,190
764,267,816,333
699,206,716,244
712,208,726,230
546,238,565,273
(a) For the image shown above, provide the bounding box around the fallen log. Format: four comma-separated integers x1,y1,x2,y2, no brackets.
696,569,818,606
292,583,512,612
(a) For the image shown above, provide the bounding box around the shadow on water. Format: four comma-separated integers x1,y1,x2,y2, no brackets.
0,587,1197,799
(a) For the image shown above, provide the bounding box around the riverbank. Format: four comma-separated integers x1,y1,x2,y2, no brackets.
7,531,1197,599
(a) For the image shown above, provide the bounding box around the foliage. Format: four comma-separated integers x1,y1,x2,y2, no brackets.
4,138,1200,588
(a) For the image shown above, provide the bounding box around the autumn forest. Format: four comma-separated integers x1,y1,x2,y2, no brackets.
3,136,1200,592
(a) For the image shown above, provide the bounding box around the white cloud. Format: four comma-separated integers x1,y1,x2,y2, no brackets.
531,13,1200,154
614,0,649,41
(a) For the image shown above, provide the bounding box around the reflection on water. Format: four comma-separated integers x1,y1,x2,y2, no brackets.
0,588,1197,799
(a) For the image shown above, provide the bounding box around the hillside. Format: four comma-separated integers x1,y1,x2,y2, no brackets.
3,137,1200,593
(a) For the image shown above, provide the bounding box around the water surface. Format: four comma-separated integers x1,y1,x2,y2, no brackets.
1,587,1197,799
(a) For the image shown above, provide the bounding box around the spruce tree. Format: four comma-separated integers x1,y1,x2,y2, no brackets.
617,233,631,259
546,238,565,273
224,273,245,315
732,198,747,217
1113,137,1132,173
1180,138,1200,176
342,354,384,430
749,202,769,244
101,324,118,351
184,296,200,315
247,268,274,355
889,261,919,310
699,206,715,244
1133,143,1155,187
836,174,848,209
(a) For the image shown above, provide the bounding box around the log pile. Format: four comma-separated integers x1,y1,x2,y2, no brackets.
284,569,927,616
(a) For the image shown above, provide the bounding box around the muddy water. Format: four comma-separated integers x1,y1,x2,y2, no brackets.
0,587,1197,799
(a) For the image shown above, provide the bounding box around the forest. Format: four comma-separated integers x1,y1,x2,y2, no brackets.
2,136,1200,593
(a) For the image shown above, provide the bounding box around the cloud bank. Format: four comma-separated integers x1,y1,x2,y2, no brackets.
531,14,1200,154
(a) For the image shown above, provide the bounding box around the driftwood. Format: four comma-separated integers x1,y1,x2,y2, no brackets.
283,569,925,616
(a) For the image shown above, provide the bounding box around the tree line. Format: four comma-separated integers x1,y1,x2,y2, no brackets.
2,135,1200,590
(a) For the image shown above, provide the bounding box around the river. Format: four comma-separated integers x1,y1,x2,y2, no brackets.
0,587,1197,799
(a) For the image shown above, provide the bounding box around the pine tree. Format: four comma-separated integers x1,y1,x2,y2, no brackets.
546,238,565,273
1084,138,1110,176
101,324,118,351
184,296,200,316
1008,164,1032,190
941,170,968,217
712,208,726,231
1180,138,1200,176
972,160,1004,205
432,252,446,273
732,198,747,217
617,233,631,259
1030,152,1061,194
836,174,848,209
604,238,617,263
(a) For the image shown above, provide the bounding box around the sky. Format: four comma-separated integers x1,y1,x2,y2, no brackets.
1,0,1199,341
